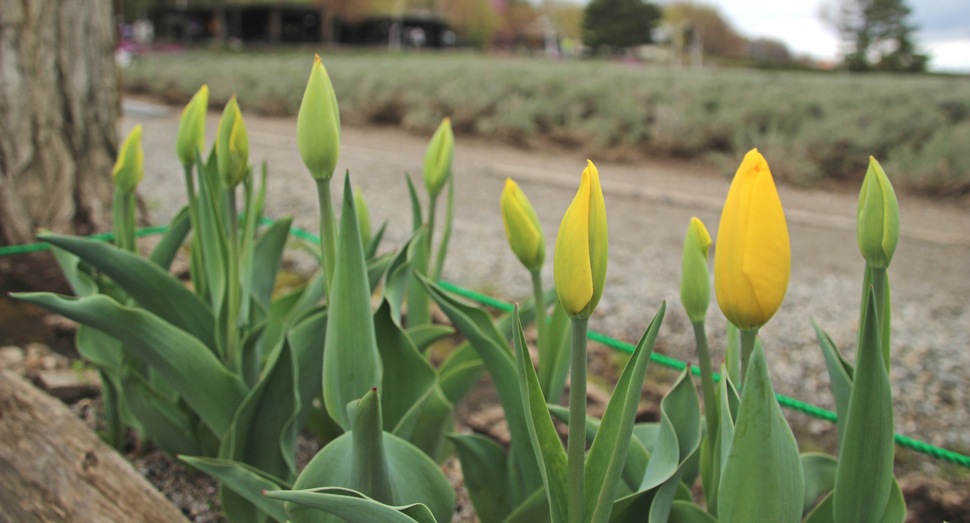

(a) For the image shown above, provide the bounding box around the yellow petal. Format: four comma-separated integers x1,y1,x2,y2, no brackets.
501,178,544,270
555,165,594,317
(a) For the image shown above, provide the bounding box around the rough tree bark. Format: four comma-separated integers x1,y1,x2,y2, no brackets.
0,370,188,522
0,0,119,247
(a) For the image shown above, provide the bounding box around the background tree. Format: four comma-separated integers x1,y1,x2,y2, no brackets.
823,0,928,71
0,0,118,250
583,0,662,51
661,2,746,57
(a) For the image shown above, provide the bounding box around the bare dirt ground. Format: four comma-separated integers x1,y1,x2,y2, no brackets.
124,99,970,509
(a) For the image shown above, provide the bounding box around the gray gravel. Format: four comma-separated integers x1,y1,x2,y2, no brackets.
128,101,970,475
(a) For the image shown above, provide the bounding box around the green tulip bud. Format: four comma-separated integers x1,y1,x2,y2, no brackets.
501,178,545,271
857,156,899,269
298,54,341,180
354,186,371,248
680,217,712,323
423,117,454,198
216,95,249,188
112,124,144,194
554,160,608,319
175,84,208,167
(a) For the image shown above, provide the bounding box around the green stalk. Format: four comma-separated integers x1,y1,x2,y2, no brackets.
225,187,241,372
739,329,758,388
183,164,206,296
531,269,548,355
112,190,137,253
568,317,588,523
112,190,126,250
431,176,454,280
692,321,718,447
869,266,891,373
426,195,438,272
315,179,338,298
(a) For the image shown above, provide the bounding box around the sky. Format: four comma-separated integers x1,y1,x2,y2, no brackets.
565,0,970,73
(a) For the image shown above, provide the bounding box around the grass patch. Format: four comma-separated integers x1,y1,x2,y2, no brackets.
124,50,970,195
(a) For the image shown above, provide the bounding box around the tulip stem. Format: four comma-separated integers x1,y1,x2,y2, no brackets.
183,164,206,296
225,188,241,373
568,317,588,523
112,190,137,253
869,266,891,373
315,179,338,299
426,195,438,273
692,321,718,449
531,269,548,360
740,329,758,387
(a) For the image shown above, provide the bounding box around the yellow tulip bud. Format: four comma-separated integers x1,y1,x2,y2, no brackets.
857,157,899,269
216,95,249,188
112,124,144,194
354,186,371,248
297,54,341,180
714,149,790,331
175,84,208,167
680,217,712,323
501,178,546,272
554,160,608,319
423,118,454,198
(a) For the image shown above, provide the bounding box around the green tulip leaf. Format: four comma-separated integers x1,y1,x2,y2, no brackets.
407,225,432,327
716,343,803,523
38,233,217,350
407,324,456,352
179,456,290,523
406,173,424,232
195,149,229,318
323,174,383,430
290,389,454,523
47,241,99,298
539,300,572,406
419,274,543,499
287,307,328,432
121,367,201,457
801,452,838,515
368,251,396,294
431,174,455,280
373,301,437,435
11,292,246,435
406,385,454,462
221,339,300,489
438,342,486,406
381,233,417,326
449,434,515,523
833,288,894,523
879,478,906,523
812,320,854,449
640,364,701,492
268,487,437,523
76,324,123,372
501,487,551,523
513,305,568,523
802,491,834,523
668,501,718,523
366,220,387,259
547,404,649,494
250,216,293,308
587,303,666,523
148,206,191,270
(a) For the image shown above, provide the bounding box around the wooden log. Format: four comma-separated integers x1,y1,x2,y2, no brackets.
0,370,187,522
34,368,102,402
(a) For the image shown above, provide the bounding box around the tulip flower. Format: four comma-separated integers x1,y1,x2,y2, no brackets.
354,186,371,249
216,95,249,189
714,149,790,332
176,85,208,168
297,54,341,180
555,160,608,320
112,124,144,194
501,178,546,272
681,216,712,323
423,118,454,199
857,157,899,270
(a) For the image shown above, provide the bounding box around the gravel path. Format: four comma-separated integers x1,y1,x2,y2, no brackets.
126,100,970,474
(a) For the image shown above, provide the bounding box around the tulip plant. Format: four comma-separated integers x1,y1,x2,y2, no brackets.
12,51,911,523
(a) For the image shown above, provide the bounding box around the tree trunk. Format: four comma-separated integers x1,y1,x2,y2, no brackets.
0,370,189,522
0,0,119,248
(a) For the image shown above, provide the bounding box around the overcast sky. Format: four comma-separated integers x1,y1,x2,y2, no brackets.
568,0,970,73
